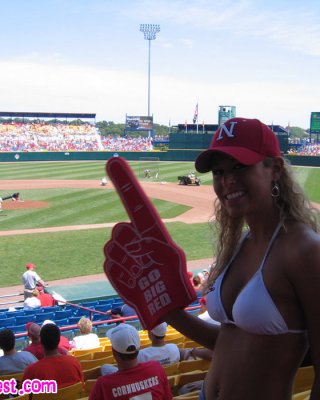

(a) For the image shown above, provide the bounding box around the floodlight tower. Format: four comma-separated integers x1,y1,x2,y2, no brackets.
140,24,160,117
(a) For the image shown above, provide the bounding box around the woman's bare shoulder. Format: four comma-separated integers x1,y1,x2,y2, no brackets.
282,221,320,276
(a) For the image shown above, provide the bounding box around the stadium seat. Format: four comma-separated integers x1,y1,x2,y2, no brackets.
292,366,314,394
84,379,97,396
42,305,60,313
95,323,116,337
55,310,73,319
15,315,36,325
53,318,69,327
81,301,99,308
82,366,101,381
80,356,114,370
35,312,55,324
15,337,29,351
179,359,210,373
9,324,28,334
292,389,311,399
92,314,110,322
32,381,84,400
68,316,81,325
61,329,76,341
0,317,16,327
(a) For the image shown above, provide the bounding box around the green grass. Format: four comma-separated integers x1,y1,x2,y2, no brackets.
0,188,190,230
0,161,319,287
1,223,213,287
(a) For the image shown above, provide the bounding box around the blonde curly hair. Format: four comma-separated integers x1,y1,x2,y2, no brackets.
78,317,92,334
204,158,319,291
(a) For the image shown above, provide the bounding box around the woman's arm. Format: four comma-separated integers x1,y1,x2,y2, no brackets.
164,308,220,350
290,231,320,400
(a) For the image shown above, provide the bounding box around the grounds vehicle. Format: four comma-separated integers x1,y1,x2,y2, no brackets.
178,173,201,186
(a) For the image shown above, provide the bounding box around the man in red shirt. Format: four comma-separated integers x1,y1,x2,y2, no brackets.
22,323,83,388
89,324,172,400
41,320,72,351
23,323,67,359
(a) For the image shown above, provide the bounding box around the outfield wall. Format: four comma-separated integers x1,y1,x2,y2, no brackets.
0,151,319,166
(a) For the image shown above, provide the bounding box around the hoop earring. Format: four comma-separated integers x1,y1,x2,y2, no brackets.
271,182,280,198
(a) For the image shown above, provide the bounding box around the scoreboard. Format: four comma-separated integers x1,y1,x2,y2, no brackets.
310,112,320,132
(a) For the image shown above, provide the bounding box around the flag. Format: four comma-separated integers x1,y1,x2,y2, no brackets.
193,103,198,124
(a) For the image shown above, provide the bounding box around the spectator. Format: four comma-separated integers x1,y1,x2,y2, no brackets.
22,323,83,388
38,290,57,307
106,303,136,319
42,320,72,352
22,262,48,299
23,289,41,310
137,322,180,366
192,275,204,296
0,328,37,374
23,322,67,359
101,322,180,376
71,317,100,350
90,324,172,399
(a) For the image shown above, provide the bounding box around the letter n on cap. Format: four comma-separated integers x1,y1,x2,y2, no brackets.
217,121,238,141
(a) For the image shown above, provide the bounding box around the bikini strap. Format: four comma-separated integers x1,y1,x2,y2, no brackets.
258,222,282,272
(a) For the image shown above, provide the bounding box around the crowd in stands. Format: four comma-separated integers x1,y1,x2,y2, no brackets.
0,121,155,152
288,142,320,156
0,268,213,399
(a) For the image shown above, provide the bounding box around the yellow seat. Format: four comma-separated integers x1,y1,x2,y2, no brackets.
84,379,98,396
80,356,115,370
183,338,203,349
292,366,314,394
0,372,23,382
31,381,84,400
292,389,311,399
73,352,94,361
83,366,102,381
92,350,113,360
173,391,201,399
0,373,23,399
72,346,104,357
163,362,180,376
11,394,30,400
176,370,206,388
179,359,210,373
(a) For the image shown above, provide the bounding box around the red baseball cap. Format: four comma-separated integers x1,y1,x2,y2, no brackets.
26,263,36,269
195,117,281,173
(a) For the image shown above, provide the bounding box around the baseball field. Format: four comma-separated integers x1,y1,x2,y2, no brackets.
0,160,319,291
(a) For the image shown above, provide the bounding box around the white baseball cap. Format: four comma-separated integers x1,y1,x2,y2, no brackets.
107,324,140,354
151,322,167,337
42,320,56,327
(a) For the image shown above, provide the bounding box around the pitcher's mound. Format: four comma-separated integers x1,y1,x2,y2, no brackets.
3,200,49,209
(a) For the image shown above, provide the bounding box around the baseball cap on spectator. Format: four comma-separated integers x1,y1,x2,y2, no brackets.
107,324,140,354
151,322,168,337
26,263,36,269
26,322,41,338
195,117,281,173
42,320,56,327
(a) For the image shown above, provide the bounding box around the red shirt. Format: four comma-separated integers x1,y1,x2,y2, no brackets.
22,355,83,388
23,342,67,359
38,293,56,307
89,360,172,400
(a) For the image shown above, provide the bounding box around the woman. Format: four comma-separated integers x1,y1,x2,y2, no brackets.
71,317,100,350
162,117,320,400
105,117,320,399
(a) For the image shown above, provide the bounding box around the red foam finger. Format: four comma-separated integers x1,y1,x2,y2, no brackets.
107,157,169,242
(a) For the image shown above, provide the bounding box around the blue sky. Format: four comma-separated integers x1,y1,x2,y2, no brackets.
0,0,319,129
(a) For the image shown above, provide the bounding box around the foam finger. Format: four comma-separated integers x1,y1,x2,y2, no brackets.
106,157,169,242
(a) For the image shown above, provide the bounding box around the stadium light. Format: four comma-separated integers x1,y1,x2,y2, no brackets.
140,24,160,117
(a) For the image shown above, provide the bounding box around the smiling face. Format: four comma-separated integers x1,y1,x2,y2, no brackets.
211,153,278,220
